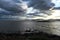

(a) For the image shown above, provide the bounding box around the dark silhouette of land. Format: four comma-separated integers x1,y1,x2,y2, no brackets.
0,32,60,40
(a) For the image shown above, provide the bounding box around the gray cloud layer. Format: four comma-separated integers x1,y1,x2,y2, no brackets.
29,0,55,10
0,0,28,15
0,0,55,15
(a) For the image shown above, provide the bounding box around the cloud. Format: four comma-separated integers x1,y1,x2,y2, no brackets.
0,0,28,15
0,0,55,16
0,8,13,15
28,0,55,10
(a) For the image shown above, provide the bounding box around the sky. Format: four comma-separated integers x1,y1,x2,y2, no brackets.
26,0,60,15
52,0,60,7
0,0,28,15
23,0,60,7
0,0,60,15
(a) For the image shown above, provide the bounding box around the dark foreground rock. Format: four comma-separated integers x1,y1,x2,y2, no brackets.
0,32,60,40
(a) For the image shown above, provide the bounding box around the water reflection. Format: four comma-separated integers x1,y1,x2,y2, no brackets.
0,20,60,35
21,21,60,35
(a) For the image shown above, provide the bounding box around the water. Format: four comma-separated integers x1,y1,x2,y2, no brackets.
0,20,60,36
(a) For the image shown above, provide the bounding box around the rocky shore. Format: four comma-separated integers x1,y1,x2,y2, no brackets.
0,32,60,40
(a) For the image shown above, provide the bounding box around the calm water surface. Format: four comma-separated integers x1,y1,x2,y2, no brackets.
0,20,60,35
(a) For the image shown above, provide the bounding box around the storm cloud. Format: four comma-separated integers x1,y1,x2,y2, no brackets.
0,0,55,15
0,0,28,15
28,0,55,10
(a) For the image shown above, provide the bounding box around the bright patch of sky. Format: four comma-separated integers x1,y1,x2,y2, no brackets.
52,0,60,7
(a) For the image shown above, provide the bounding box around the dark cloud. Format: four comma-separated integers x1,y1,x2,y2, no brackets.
0,0,28,15
0,8,16,15
28,0,55,10
0,0,55,15
25,0,55,16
